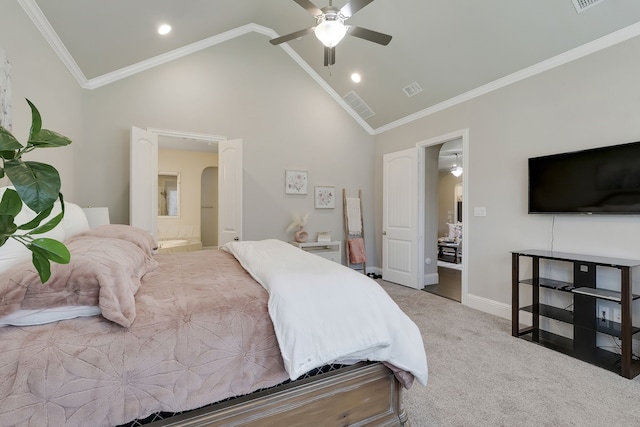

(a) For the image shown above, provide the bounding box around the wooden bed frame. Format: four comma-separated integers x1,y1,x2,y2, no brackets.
152,362,409,427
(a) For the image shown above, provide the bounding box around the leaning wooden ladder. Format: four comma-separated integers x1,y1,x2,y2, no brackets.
343,189,366,274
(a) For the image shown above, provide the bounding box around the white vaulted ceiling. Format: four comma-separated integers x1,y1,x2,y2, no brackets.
21,0,640,134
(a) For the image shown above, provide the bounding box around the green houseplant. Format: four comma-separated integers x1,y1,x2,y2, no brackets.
0,98,72,282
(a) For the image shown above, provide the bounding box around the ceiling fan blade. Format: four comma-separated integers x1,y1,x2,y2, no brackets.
270,27,315,45
347,26,392,46
293,0,323,16
324,46,336,66
340,0,375,18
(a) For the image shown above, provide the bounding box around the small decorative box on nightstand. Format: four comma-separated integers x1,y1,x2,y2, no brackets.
289,240,342,264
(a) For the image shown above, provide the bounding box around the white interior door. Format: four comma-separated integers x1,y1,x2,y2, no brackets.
383,148,419,289
130,126,158,238
218,139,243,245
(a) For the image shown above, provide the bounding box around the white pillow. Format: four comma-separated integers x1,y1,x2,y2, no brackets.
0,306,101,327
62,202,90,238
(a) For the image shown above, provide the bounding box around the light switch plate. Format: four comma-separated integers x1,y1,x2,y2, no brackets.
474,207,487,217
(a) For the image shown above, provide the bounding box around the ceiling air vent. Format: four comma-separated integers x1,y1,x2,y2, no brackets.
343,91,376,120
402,82,423,98
572,0,606,13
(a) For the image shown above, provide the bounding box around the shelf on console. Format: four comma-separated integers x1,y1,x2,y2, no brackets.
519,277,574,291
521,304,573,324
519,329,640,378
511,249,640,269
520,305,640,338
572,287,640,302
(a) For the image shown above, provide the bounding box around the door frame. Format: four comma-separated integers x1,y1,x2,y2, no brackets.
416,129,469,305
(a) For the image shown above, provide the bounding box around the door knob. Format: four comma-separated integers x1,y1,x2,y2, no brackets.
382,231,387,235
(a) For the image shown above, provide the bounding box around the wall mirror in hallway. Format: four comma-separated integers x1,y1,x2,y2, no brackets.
158,172,180,217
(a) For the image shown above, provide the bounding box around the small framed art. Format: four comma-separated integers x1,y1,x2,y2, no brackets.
285,170,308,194
315,186,335,209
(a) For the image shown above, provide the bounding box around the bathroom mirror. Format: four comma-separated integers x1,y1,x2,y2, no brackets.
158,172,180,217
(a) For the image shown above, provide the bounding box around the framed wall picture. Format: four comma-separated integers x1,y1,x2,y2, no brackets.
315,186,335,209
285,170,308,194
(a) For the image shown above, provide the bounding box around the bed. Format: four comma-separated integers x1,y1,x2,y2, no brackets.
0,200,428,427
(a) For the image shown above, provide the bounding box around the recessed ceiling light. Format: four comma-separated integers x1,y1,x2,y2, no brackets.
158,24,172,35
351,73,361,83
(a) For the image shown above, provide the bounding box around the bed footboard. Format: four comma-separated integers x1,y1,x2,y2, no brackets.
153,362,407,427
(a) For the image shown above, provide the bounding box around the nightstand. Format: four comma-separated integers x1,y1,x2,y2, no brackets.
289,241,342,263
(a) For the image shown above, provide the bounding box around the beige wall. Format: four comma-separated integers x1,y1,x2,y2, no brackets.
375,35,640,309
157,148,218,241
77,33,376,264
2,8,376,264
0,1,83,200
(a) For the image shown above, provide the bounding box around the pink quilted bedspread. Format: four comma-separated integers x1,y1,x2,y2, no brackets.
0,250,290,427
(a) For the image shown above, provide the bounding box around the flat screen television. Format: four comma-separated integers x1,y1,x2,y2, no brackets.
528,141,640,214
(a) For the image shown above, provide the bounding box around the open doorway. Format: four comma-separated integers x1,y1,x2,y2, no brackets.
423,141,463,301
156,137,218,252
130,128,242,247
417,130,468,304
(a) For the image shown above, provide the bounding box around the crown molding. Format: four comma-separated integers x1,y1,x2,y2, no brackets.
85,23,265,90
270,31,375,135
18,0,88,86
17,1,375,135
18,0,640,137
374,21,640,135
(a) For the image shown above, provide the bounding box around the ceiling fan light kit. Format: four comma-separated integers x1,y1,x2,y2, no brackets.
450,153,463,177
314,17,347,47
271,0,392,66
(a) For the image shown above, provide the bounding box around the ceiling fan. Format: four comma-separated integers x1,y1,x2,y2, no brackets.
269,0,392,66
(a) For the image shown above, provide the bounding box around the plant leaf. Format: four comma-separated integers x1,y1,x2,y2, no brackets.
0,188,23,217
26,98,42,139
0,126,23,152
30,246,52,283
28,129,72,148
0,214,18,245
4,160,61,213
23,193,65,234
17,204,53,231
29,238,70,264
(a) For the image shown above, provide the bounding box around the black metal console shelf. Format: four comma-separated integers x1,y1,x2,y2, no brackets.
512,249,640,379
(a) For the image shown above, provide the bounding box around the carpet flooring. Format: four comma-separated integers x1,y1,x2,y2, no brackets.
379,280,640,427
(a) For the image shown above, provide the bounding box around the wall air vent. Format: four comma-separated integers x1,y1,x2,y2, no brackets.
343,91,376,120
402,82,423,98
571,0,606,13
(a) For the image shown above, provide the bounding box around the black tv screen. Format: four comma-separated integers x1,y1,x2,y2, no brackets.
528,141,640,214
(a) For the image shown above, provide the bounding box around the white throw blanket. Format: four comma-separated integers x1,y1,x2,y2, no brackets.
345,197,362,235
221,239,428,386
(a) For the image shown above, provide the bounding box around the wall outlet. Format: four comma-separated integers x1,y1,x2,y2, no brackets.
597,305,610,321
613,307,622,323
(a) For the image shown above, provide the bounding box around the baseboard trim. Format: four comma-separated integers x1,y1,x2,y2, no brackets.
370,263,512,321
465,293,511,320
